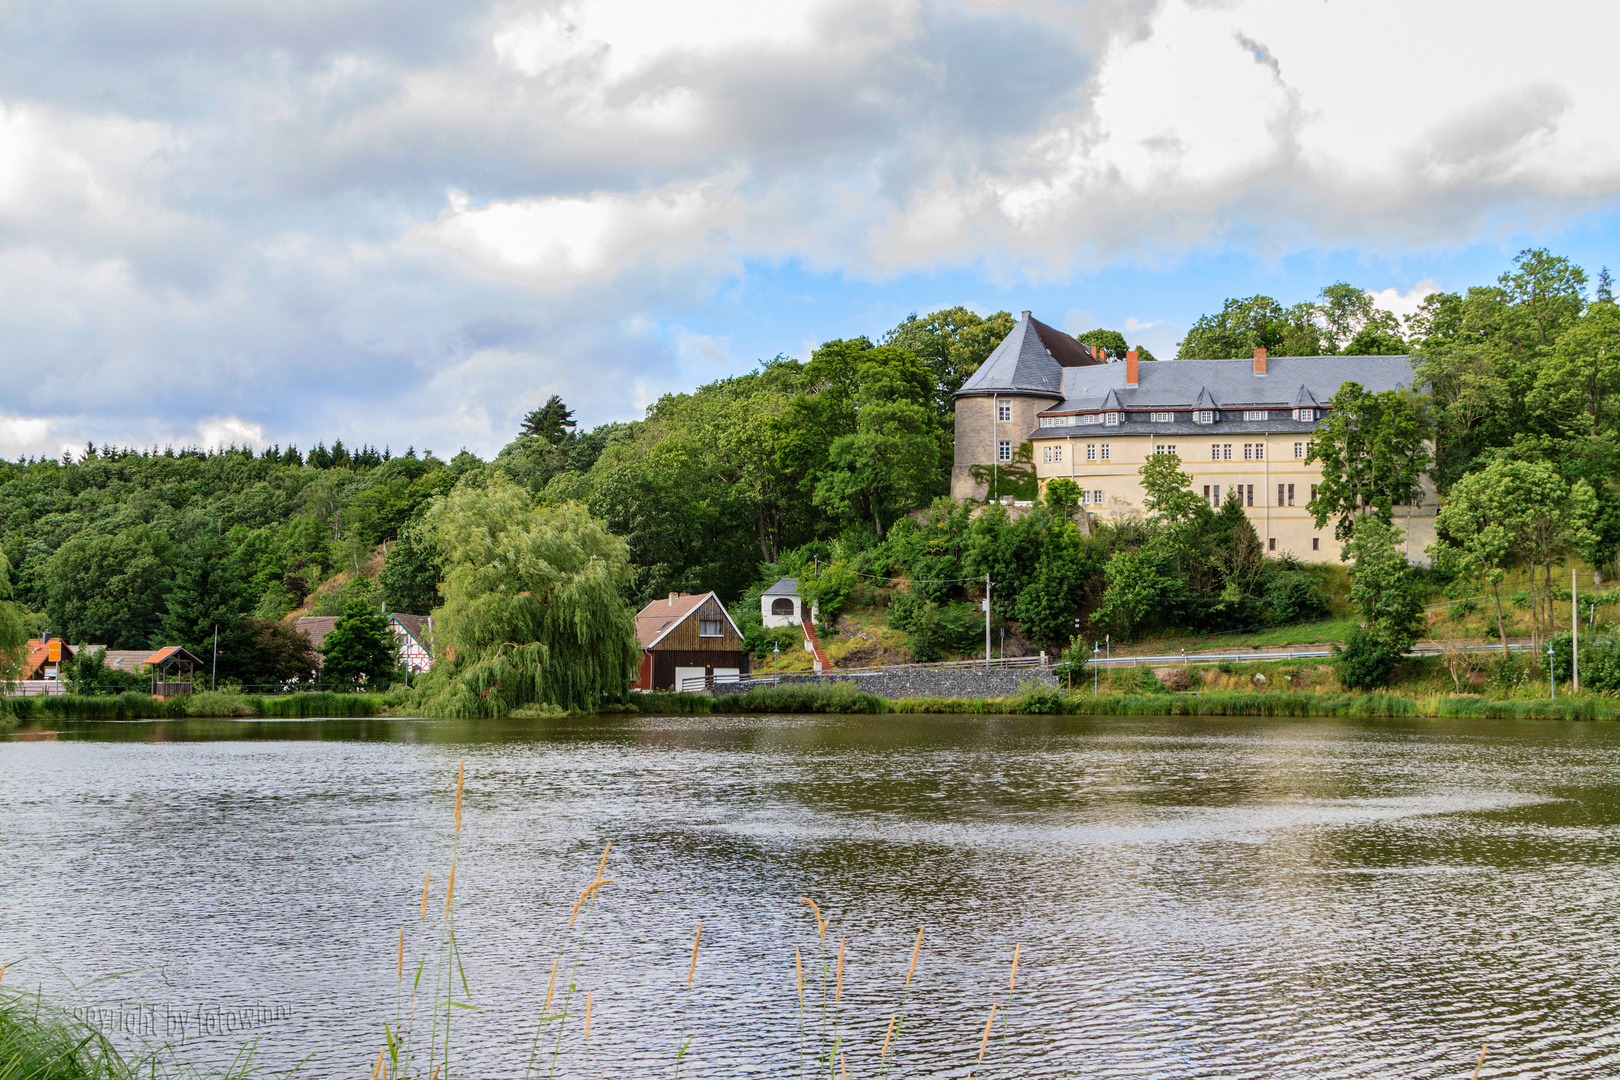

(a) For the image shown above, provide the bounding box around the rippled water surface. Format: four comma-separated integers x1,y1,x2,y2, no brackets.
4,714,1620,1078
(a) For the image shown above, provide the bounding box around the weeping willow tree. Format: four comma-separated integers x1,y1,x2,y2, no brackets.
0,554,30,709
415,477,641,716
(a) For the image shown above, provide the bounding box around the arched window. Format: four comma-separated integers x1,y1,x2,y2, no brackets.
771,598,795,616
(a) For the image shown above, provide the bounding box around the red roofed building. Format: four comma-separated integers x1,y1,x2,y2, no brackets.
20,637,73,681
632,592,749,691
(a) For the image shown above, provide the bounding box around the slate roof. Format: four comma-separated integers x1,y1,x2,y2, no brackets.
955,311,1104,397
1044,354,1415,414
762,578,799,596
1028,417,1327,440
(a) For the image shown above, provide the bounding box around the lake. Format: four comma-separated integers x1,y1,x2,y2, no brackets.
3,714,1619,1078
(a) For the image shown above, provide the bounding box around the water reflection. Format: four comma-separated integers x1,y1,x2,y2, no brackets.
3,715,1619,1078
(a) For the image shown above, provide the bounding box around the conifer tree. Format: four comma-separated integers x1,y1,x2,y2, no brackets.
320,599,400,687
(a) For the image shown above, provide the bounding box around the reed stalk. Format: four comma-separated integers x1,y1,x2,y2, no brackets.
1472,1043,1487,1080
881,926,923,1080
673,922,701,1079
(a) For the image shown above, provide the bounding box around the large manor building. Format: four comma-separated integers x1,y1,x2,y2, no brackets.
951,311,1437,563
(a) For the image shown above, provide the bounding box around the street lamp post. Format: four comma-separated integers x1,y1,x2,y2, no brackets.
773,641,780,683
1093,641,1100,696
1548,642,1556,700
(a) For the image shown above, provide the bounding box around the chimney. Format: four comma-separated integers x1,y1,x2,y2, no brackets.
669,592,678,605
1253,347,1268,376
1021,310,1031,318
1125,349,1139,387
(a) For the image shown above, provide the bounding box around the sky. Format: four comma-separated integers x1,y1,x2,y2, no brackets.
3,0,1620,460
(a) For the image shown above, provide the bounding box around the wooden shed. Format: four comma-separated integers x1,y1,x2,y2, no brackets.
632,592,750,691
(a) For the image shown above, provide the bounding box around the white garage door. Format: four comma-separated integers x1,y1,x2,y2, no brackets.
713,668,740,683
674,666,706,692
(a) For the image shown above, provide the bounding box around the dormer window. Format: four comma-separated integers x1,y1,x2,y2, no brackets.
1078,413,1100,425
1242,410,1268,421
1195,410,1215,424
1294,408,1315,421
1103,412,1121,426
1150,412,1172,423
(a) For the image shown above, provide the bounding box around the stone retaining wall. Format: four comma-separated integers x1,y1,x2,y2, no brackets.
711,667,1058,700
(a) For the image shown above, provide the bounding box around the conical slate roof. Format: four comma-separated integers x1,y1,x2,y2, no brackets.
1193,386,1219,410
1291,384,1320,408
955,311,1103,396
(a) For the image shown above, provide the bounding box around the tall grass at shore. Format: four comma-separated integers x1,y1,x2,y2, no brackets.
0,689,394,725
623,679,1620,721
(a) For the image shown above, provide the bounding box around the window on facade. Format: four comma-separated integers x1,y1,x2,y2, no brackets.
1053,445,1063,463
699,618,724,637
1269,537,1277,551
1213,484,1222,507
1243,410,1268,421
1203,485,1210,502
1086,443,1096,461
1042,446,1051,463
1210,443,1221,461
1287,483,1295,506
1151,412,1173,422
1254,444,1264,460
997,440,1011,462
1104,412,1120,425
1154,444,1177,455
1243,443,1254,460
1196,409,1214,424
1294,441,1304,458
1310,484,1318,502
1099,443,1111,461
1312,537,1320,551
1277,483,1285,507
1222,444,1233,460
997,401,1011,422
1295,408,1315,422
1093,490,1103,505
1245,484,1254,507
1079,414,1100,424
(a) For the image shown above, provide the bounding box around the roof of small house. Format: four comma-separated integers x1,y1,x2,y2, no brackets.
295,616,339,654
634,592,743,650
955,311,1105,397
104,649,155,671
390,613,433,647
762,578,799,596
22,638,72,674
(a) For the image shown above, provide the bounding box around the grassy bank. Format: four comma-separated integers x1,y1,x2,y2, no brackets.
626,680,1620,721
1,689,394,729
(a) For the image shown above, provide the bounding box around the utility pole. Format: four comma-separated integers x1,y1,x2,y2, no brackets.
1548,642,1555,700
211,625,219,691
983,573,992,668
1572,568,1579,694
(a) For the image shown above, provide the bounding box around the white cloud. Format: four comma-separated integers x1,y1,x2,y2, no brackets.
196,416,266,449
417,178,738,282
1123,317,1155,332
0,416,55,459
1369,281,1440,323
875,0,1620,269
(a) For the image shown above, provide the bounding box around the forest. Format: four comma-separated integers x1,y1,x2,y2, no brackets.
1,249,1616,703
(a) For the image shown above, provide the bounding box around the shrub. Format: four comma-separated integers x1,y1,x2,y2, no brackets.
727,680,884,714
1008,680,1068,714
1106,666,1168,694
1262,570,1332,623
1331,625,1405,690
